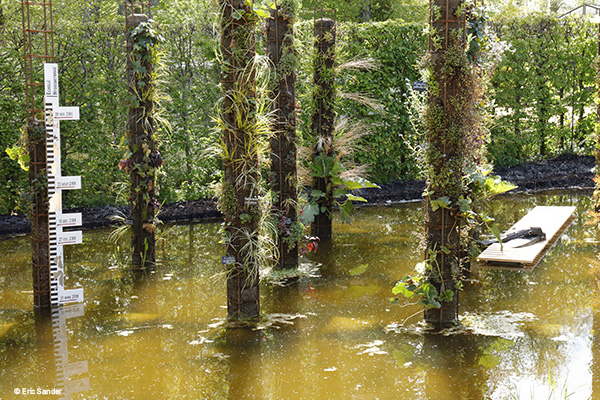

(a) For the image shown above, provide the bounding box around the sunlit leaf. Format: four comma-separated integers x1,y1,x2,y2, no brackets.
254,8,270,18
347,193,367,202
484,176,517,196
392,281,414,299
342,176,380,190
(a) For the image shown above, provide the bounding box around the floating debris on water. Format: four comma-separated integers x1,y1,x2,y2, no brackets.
353,340,387,356
189,336,214,346
386,311,538,338
254,313,307,330
460,311,538,338
261,262,321,286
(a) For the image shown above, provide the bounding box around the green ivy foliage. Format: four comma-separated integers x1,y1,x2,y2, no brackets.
490,16,597,166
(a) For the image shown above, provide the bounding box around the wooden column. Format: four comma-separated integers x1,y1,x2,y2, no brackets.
126,14,157,267
220,0,260,319
423,0,467,328
310,17,336,241
267,3,298,269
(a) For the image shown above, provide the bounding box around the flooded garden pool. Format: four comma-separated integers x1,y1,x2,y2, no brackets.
1,191,600,399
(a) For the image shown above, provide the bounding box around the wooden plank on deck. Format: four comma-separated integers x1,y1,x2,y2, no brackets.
476,206,576,270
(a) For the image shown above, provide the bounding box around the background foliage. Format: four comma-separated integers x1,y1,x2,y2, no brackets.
489,16,597,166
0,1,598,215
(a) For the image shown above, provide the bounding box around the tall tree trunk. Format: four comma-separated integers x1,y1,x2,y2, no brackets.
267,3,298,269
423,0,468,328
310,18,336,241
220,0,260,319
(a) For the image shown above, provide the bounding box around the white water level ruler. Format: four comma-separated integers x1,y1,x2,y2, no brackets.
44,63,84,307
53,305,90,398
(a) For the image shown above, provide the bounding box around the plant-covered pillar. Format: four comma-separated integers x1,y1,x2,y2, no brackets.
220,0,261,319
310,16,336,241
125,13,162,267
267,1,299,269
595,21,600,213
423,0,468,328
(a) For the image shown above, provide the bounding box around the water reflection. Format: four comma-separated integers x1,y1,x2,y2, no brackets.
1,191,600,398
52,305,90,399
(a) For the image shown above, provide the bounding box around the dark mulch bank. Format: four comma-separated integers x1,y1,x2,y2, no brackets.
0,154,595,237
355,153,595,205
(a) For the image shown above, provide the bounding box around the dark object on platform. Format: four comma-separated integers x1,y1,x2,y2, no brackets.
481,227,546,246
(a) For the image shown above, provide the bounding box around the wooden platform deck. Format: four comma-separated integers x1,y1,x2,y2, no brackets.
476,206,576,270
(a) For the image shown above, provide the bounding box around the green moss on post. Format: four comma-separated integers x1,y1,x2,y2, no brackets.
595,22,600,213
423,0,469,329
310,17,336,241
267,1,299,269
220,0,261,319
126,14,161,268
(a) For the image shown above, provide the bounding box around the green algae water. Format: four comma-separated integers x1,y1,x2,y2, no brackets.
1,191,600,399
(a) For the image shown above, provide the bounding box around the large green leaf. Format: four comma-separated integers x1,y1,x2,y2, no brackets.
339,199,354,224
430,196,451,211
342,176,380,190
484,177,517,197
299,202,319,225
347,193,367,202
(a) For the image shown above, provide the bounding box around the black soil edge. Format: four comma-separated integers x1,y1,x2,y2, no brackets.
0,153,595,238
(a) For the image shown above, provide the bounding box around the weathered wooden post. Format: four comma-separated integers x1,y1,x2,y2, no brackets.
267,1,299,269
220,0,261,319
423,0,468,328
125,2,160,268
310,12,336,241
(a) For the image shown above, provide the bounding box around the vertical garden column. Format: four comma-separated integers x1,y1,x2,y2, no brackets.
267,1,298,269
310,17,336,241
423,0,468,328
220,0,261,319
595,21,600,213
126,14,161,267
